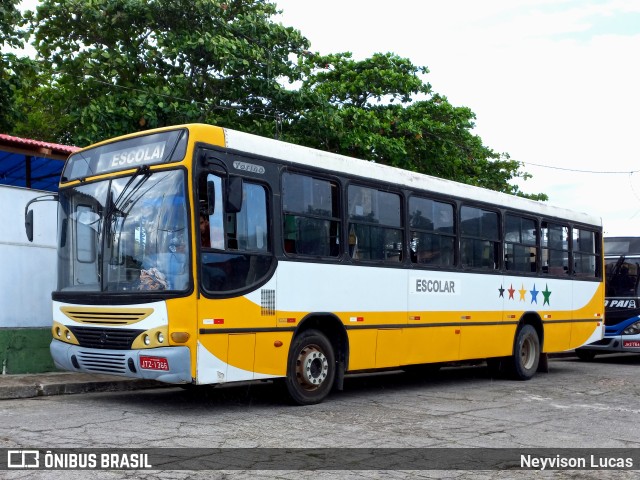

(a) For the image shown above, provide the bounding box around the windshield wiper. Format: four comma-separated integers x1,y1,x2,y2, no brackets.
104,165,152,222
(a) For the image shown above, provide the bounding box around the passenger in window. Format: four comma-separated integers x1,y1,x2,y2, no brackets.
200,211,211,248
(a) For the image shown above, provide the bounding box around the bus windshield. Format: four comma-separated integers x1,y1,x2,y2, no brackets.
57,169,190,293
601,237,640,325
605,255,640,298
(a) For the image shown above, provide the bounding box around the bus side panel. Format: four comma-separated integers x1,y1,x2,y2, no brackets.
346,329,377,370
459,323,514,360
401,325,461,364
196,294,276,383
375,329,403,368
571,280,605,348
254,331,291,376
196,334,229,384
542,323,573,352
227,333,255,381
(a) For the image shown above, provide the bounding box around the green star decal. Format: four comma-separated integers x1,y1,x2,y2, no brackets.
542,284,552,306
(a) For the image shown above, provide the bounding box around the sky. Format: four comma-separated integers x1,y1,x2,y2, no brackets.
17,0,640,236
273,0,640,236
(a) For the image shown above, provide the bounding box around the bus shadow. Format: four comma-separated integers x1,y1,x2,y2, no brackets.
93,361,561,410
94,357,580,414
558,352,640,366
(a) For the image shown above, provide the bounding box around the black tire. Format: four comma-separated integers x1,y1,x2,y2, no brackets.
284,330,335,405
511,324,540,380
575,349,597,361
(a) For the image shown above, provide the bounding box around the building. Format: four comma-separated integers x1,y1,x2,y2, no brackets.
0,134,79,374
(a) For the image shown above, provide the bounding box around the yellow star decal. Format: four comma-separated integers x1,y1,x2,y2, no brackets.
519,284,527,301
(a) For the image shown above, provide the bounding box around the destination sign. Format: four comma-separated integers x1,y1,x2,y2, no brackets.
62,129,188,182
98,141,167,170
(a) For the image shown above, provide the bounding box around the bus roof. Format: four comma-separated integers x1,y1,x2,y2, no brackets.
222,127,602,228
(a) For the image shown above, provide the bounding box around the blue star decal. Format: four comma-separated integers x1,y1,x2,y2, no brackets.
530,284,539,304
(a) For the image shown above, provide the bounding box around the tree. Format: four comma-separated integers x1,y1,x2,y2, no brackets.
20,0,543,198
26,0,309,145
0,0,35,132
283,52,545,199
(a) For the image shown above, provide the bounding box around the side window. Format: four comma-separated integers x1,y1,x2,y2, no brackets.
460,206,499,270
409,196,455,267
282,172,340,257
573,228,600,278
504,214,537,273
235,182,268,252
202,174,224,249
542,222,569,275
199,172,273,293
348,185,402,262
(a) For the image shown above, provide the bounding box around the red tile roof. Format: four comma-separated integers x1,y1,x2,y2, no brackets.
0,133,80,157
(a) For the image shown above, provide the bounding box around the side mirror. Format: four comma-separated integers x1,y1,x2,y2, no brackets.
24,194,57,242
25,209,34,242
226,176,243,214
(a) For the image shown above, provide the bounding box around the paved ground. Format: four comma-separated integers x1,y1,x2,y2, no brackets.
2,354,640,479
0,352,582,400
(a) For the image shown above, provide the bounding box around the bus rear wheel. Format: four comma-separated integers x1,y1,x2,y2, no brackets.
285,330,335,405
511,324,540,380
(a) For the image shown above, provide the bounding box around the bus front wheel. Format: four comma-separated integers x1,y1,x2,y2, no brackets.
285,329,336,405
511,324,540,380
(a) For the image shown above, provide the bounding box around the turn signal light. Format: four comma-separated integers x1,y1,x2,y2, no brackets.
171,332,190,343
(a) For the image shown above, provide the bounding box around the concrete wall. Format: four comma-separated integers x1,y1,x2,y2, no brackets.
1,185,58,373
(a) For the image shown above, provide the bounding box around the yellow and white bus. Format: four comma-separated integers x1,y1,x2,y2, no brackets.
26,124,604,404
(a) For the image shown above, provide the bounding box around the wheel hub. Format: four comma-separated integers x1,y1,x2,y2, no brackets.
521,336,537,369
296,345,329,389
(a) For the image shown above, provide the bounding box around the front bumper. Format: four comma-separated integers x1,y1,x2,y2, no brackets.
577,315,640,354
50,339,192,383
576,334,640,354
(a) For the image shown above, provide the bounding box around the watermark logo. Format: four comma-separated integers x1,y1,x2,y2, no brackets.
7,450,39,468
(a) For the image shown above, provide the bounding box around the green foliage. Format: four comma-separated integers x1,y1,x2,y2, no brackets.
0,0,32,132
26,0,309,145
0,0,25,48
6,0,545,199
284,52,546,200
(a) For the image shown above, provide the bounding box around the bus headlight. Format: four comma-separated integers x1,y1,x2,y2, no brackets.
156,332,164,344
623,321,640,335
144,334,151,345
56,327,62,337
65,330,71,340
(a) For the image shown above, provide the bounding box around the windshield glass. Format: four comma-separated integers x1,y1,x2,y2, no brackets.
605,256,640,298
58,169,190,293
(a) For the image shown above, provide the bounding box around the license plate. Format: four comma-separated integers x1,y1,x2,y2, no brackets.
623,340,640,348
139,356,169,371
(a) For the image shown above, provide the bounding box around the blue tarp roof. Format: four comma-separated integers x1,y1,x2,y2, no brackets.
0,134,79,192
0,151,64,192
